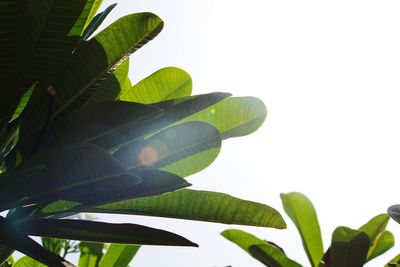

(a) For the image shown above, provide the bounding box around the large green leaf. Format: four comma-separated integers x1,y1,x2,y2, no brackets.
329,227,370,267
13,256,46,267
98,244,140,267
16,219,197,247
81,189,286,229
21,93,229,156
120,67,192,103
280,192,324,267
34,170,190,218
115,121,221,177
221,229,301,267
0,144,140,210
78,242,103,267
0,217,69,267
20,101,161,156
179,97,267,139
20,12,164,135
366,230,394,262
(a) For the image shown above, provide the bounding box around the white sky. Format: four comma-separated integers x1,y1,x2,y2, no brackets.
94,1,400,266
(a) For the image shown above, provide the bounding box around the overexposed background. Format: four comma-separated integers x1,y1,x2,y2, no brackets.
94,1,400,266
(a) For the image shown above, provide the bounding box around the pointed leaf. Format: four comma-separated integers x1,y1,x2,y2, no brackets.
0,217,70,267
78,242,103,267
280,192,324,267
367,230,394,262
0,144,140,210
120,67,192,103
81,189,286,229
22,93,229,156
221,229,301,267
359,213,390,242
35,170,190,218
179,97,267,139
115,121,221,177
98,244,140,267
21,12,164,134
16,219,198,247
330,227,370,267
82,3,117,40
10,82,36,121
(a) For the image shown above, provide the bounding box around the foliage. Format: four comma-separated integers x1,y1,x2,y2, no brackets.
222,192,394,267
12,238,139,267
0,0,283,266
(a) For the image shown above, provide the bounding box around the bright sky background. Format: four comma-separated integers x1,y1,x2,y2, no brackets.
94,1,400,266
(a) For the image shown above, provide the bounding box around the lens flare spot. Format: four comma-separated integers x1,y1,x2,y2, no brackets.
138,146,159,167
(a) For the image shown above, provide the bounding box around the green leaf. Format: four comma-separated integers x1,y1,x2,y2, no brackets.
21,12,164,135
0,144,140,210
70,0,103,36
0,1,88,127
115,121,221,177
82,189,286,229
10,82,36,122
330,227,370,267
16,219,198,247
249,244,303,267
0,217,69,267
98,244,140,267
221,229,301,267
178,97,267,139
366,230,394,262
82,3,117,40
21,101,161,156
21,93,229,156
86,59,130,105
35,170,190,218
358,213,392,262
12,256,46,267
280,192,324,267
120,67,192,103
78,242,103,267
359,213,390,242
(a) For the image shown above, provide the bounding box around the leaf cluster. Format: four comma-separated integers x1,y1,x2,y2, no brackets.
0,1,282,266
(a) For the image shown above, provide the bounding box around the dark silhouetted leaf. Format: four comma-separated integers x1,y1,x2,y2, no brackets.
16,219,197,247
